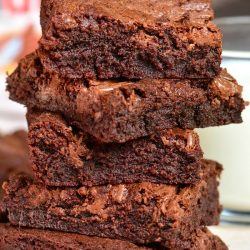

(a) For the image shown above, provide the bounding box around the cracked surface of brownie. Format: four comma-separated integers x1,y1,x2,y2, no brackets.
7,53,245,143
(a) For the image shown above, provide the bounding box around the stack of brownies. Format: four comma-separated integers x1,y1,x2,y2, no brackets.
0,0,246,249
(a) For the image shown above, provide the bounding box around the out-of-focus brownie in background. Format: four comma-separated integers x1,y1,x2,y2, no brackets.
0,131,31,197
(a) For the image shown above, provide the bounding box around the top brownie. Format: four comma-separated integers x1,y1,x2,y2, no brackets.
39,0,222,80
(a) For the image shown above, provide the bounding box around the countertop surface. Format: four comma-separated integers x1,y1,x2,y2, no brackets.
210,224,250,250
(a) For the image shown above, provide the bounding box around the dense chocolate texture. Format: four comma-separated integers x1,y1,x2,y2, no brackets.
27,110,202,187
39,0,222,80
7,53,245,143
0,224,148,250
0,131,30,192
0,224,228,250
1,160,222,247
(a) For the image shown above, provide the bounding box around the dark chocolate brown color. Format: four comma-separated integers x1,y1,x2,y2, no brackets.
1,160,222,248
7,53,245,143
27,110,202,187
0,224,148,250
0,224,228,250
39,0,222,80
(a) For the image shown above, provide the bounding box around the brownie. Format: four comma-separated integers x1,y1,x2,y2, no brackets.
0,131,31,195
7,53,245,143
27,110,202,187
1,159,222,248
39,0,222,80
0,224,228,250
0,224,148,250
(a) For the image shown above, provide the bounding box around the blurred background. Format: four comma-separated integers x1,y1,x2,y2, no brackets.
215,0,250,16
0,0,40,132
0,1,250,248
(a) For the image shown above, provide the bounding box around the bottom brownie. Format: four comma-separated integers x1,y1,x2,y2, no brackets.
0,224,227,250
1,160,222,248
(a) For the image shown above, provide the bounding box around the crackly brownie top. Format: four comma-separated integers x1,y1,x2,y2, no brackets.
42,0,214,27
